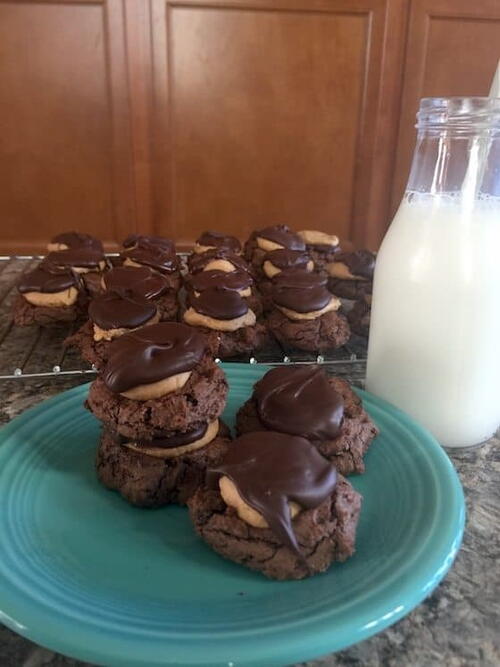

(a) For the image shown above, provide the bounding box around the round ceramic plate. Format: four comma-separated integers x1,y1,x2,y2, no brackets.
0,363,465,667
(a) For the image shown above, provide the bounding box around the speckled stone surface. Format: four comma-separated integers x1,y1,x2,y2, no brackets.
1,375,499,667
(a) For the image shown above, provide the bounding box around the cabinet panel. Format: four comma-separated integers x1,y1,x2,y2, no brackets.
151,0,408,248
0,0,135,253
392,0,500,212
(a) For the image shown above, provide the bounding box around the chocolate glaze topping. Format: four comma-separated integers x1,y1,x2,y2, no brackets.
51,231,103,252
335,250,375,279
188,248,250,274
189,287,249,320
271,270,331,313
120,422,209,450
18,264,78,294
255,225,305,251
122,234,175,252
122,242,179,274
254,366,344,440
89,289,157,330
104,265,169,299
209,432,337,559
102,322,206,393
187,269,252,293
197,230,241,253
264,249,311,271
45,248,105,269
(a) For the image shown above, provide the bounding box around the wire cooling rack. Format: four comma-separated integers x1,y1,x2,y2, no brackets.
0,256,367,381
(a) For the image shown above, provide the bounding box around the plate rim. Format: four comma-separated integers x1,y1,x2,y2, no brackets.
0,366,466,666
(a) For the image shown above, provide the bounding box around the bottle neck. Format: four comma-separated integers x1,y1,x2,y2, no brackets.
406,129,500,199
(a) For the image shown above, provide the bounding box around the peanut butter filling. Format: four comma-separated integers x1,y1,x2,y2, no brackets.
123,419,219,459
256,237,284,252
119,370,191,401
183,307,256,332
327,261,366,281
92,312,160,342
263,259,314,279
277,296,341,321
219,476,301,528
298,230,339,247
22,287,78,308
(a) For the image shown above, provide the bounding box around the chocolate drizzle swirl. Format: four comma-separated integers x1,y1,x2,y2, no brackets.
187,269,252,293
254,366,344,440
256,225,305,251
197,231,241,253
120,422,209,449
102,322,206,393
264,249,311,271
335,250,375,279
189,287,249,320
18,264,78,294
271,270,331,313
209,432,337,559
122,242,179,274
122,234,175,252
50,231,103,252
188,248,250,274
104,265,169,299
44,248,105,269
89,289,157,330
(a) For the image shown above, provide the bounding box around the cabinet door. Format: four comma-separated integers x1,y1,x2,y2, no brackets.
0,0,135,253
151,0,408,248
392,0,500,211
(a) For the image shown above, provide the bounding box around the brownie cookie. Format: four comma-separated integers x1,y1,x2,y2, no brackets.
297,230,340,272
185,269,262,318
44,247,106,274
47,231,103,253
243,224,305,273
65,289,160,369
188,432,362,580
327,250,375,300
347,294,371,337
183,287,269,358
187,248,251,276
257,249,314,312
122,234,175,252
96,420,232,508
267,270,350,351
121,240,181,290
86,323,228,439
103,265,179,321
13,263,85,326
193,231,241,255
236,366,379,475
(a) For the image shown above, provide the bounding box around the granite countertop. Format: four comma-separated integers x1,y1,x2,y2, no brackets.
0,264,499,666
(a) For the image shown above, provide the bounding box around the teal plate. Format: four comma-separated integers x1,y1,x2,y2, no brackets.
0,363,465,667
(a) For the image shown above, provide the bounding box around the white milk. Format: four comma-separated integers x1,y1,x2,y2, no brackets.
366,192,500,448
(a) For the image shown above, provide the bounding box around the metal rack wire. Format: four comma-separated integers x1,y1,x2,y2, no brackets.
0,256,368,381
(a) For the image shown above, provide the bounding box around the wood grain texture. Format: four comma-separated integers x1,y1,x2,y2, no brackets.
151,0,408,249
392,0,500,213
0,0,135,253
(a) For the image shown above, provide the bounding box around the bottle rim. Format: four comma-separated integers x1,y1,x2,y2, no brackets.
416,97,500,131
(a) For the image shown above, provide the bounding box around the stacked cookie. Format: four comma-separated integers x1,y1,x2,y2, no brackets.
13,231,105,326
182,231,268,358
86,322,230,507
267,270,351,351
64,233,181,368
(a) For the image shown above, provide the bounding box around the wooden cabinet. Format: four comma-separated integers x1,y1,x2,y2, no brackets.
0,0,499,253
0,0,136,253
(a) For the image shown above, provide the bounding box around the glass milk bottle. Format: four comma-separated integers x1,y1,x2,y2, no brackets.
366,97,500,448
